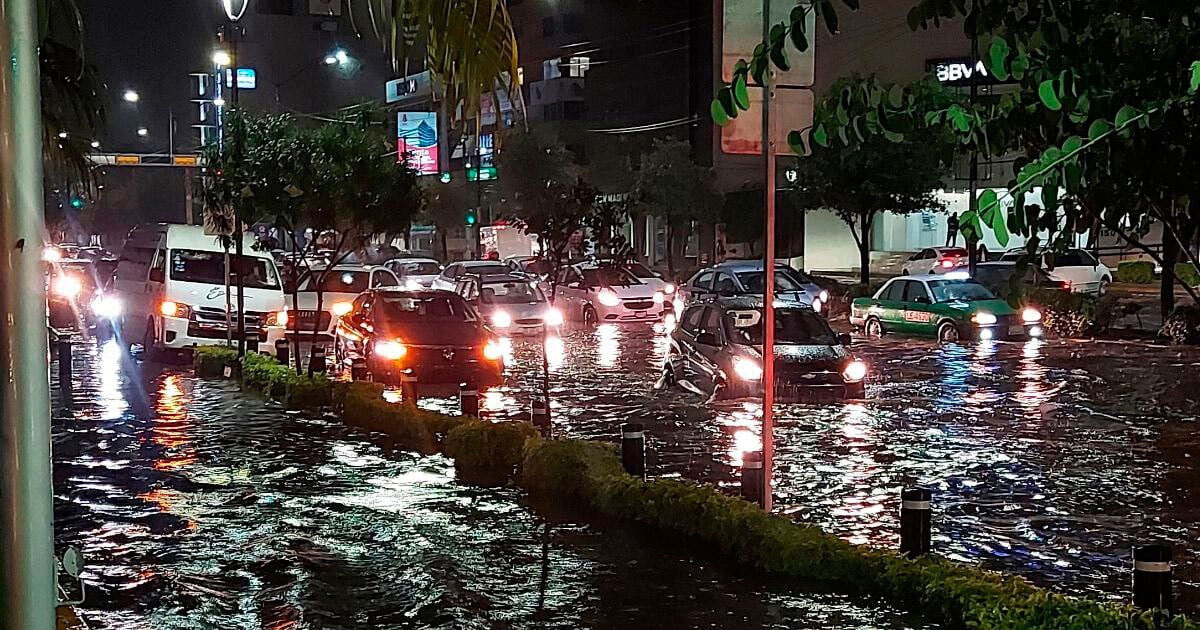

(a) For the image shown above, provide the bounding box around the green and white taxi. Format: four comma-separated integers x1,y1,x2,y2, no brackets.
850,272,1044,342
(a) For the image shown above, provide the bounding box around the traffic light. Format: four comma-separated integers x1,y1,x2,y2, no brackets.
69,196,84,209
465,209,478,226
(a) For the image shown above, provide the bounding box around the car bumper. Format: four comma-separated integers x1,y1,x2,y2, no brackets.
718,379,866,402
974,322,1043,340
162,316,286,355
369,361,504,387
595,304,671,323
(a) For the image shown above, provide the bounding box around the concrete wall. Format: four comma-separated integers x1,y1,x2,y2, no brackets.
802,209,860,271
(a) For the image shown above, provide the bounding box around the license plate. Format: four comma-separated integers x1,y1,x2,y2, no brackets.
634,310,647,317
1008,324,1024,336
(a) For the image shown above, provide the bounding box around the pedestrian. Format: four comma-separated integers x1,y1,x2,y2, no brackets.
946,212,959,247
977,242,990,262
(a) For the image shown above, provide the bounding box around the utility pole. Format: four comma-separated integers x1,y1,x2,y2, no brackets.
967,29,980,274
760,0,777,511
0,0,57,625
228,19,247,357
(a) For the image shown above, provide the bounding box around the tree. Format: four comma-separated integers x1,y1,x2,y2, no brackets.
631,138,722,276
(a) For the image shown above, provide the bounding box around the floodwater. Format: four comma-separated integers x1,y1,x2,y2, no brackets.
427,325,1200,612
52,340,929,629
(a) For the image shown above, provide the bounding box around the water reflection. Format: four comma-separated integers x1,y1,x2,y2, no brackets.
596,324,620,368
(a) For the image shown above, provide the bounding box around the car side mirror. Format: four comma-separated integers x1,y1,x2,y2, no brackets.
837,333,852,347
148,268,164,283
696,331,719,346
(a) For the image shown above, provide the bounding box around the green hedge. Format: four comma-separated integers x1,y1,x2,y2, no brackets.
1028,289,1118,338
236,352,333,411
1116,260,1155,284
445,418,539,485
1175,263,1200,289
193,345,238,377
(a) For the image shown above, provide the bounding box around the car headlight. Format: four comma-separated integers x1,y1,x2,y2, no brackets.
653,291,665,304
543,307,564,327
1022,307,1042,323
597,289,620,307
159,301,192,319
331,301,353,317
972,311,997,326
482,339,503,361
90,295,122,319
842,359,868,382
375,340,407,360
732,356,763,381
664,283,676,295
404,279,422,290
53,275,83,298
492,310,513,328
819,289,830,303
812,298,823,313
42,246,62,262
266,310,288,327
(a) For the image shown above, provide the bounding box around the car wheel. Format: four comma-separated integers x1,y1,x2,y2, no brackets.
937,321,961,344
583,305,598,327
141,318,161,362
662,362,677,386
864,317,883,338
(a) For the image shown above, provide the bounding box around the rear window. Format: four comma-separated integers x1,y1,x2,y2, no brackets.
735,271,803,292
397,261,440,275
939,248,969,258
582,267,641,287
623,262,657,279
480,281,546,304
376,293,475,322
463,263,509,277
724,308,836,345
300,270,368,293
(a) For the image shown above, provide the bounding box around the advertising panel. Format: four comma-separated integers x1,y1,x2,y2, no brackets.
397,112,439,175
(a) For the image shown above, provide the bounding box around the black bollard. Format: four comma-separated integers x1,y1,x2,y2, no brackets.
400,374,418,405
459,383,479,417
530,394,549,435
740,451,764,505
1133,544,1172,616
349,359,367,381
308,345,327,374
621,423,646,479
900,488,932,557
248,335,260,354
57,338,72,384
275,340,290,367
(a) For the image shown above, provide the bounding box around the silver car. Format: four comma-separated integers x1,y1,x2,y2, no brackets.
455,274,562,335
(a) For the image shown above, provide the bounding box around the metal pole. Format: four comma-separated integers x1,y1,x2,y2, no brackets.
967,33,979,274
230,20,247,357
168,106,175,158
0,0,57,624
760,0,776,511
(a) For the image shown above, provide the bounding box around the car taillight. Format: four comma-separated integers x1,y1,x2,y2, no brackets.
483,340,503,361
1060,280,1072,291
266,310,288,327
939,259,955,269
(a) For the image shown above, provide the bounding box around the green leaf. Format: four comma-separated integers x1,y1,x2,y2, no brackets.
1041,184,1059,212
887,84,903,109
1114,105,1139,129
977,189,999,217
790,24,809,52
749,51,768,86
820,0,839,33
1088,119,1112,140
769,41,791,72
987,37,1010,82
991,208,1010,248
1064,162,1083,193
812,124,829,147
787,129,808,156
837,125,849,145
732,75,750,110
710,98,731,126
882,129,904,143
1191,60,1200,94
1038,79,1062,111
1061,135,1083,155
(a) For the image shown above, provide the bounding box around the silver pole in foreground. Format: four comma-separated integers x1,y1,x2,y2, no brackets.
0,0,57,625
760,0,777,511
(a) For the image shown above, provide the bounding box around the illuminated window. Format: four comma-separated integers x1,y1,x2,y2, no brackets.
567,56,590,78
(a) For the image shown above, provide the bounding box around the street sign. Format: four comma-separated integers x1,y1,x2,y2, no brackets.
115,155,140,165
466,166,497,182
172,155,199,166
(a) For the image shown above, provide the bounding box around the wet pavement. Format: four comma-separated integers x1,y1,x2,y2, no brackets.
52,340,929,629
423,325,1200,612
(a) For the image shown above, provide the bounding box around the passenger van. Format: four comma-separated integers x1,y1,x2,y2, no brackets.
113,223,287,356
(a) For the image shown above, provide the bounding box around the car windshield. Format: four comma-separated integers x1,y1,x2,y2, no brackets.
735,270,803,292
480,281,546,304
623,262,657,279
928,279,997,303
299,270,369,293
724,308,837,345
398,262,440,275
170,249,280,289
464,263,509,277
582,267,641,287
376,294,475,322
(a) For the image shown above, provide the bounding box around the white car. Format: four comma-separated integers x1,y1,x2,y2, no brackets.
902,246,970,276
429,260,512,292
385,257,442,290
554,263,671,325
286,265,400,343
604,259,677,300
999,248,1112,295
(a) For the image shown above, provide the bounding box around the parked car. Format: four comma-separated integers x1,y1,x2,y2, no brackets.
555,263,671,325
971,261,1070,300
385,257,442,290
850,273,1043,342
334,288,504,388
665,297,867,401
901,246,970,276
111,224,288,358
429,260,512,291
998,248,1112,295
454,273,562,335
679,260,828,313
286,265,400,343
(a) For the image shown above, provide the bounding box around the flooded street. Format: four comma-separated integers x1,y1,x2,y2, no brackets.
52,340,927,629
443,325,1200,611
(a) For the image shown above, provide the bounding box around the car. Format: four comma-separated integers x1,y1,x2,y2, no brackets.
385,257,443,290
333,288,504,389
286,265,401,344
503,255,549,279
998,248,1112,295
593,257,677,298
971,261,1070,299
554,263,671,325
429,260,512,291
679,260,829,313
454,274,562,335
850,272,1044,343
901,246,970,276
665,297,868,402
46,258,109,333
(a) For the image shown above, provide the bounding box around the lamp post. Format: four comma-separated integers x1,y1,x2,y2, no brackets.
759,0,777,511
0,0,56,626
220,0,248,358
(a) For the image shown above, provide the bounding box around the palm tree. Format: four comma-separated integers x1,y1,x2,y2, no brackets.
39,0,104,192
349,0,522,125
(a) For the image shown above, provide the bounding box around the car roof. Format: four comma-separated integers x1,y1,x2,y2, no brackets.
889,274,968,282
457,260,508,267
307,264,381,273
476,274,531,284
387,257,439,264
374,287,459,297
976,261,1016,267
691,295,816,311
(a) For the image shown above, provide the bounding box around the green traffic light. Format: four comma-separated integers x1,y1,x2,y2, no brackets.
465,211,477,225
69,197,84,209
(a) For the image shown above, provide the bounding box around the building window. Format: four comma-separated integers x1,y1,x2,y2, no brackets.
566,56,590,78
563,12,583,34
542,58,561,80
542,15,556,36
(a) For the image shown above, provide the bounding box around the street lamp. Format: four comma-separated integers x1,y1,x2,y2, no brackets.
213,50,232,67
136,126,149,137
123,89,140,103
220,0,248,21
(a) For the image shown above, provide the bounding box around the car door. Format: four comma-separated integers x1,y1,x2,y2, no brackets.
671,304,707,384
685,270,715,304
558,268,588,316
899,279,937,335
873,280,909,331
433,264,458,291
371,269,399,289
337,293,372,362
688,306,725,394
908,249,935,275
1050,249,1104,293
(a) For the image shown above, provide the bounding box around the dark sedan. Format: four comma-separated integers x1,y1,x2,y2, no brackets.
665,297,867,402
334,289,504,390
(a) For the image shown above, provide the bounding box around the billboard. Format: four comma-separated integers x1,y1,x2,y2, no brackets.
223,68,257,89
397,112,439,175
722,0,814,88
720,86,812,155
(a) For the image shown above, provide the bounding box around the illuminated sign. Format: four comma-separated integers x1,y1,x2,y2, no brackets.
224,68,257,89
927,58,1003,86
397,111,439,175
386,71,433,103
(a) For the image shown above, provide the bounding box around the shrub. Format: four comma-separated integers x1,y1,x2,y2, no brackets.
239,352,333,410
1175,263,1200,289
1160,305,1200,345
193,345,238,377
340,381,461,453
1116,260,1155,284
445,419,538,485
1028,289,1117,338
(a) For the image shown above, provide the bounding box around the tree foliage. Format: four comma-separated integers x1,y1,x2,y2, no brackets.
631,138,722,275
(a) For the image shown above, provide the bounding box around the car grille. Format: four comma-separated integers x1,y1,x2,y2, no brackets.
189,307,266,340
287,309,332,331
774,360,845,386
622,299,655,311
515,318,542,326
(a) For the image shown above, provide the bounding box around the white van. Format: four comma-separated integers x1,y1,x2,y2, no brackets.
113,223,287,356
